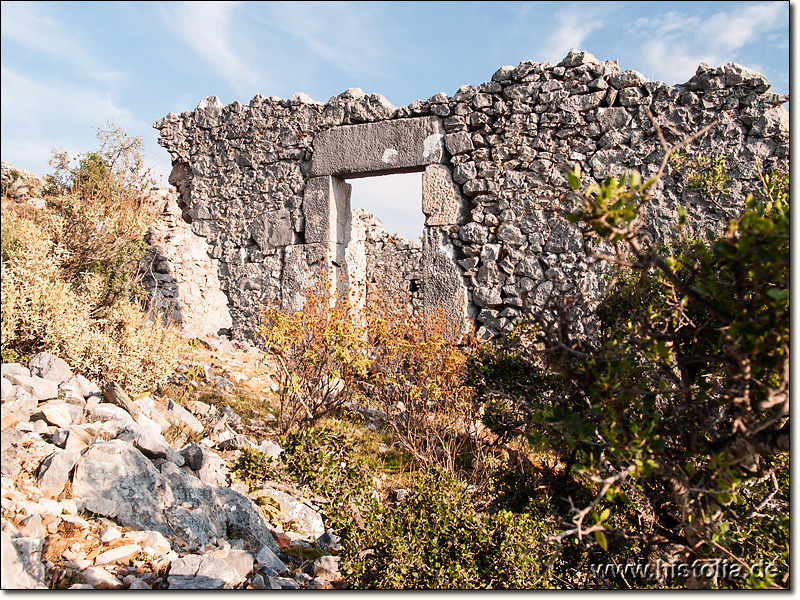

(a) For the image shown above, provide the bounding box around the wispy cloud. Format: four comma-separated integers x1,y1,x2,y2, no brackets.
1,66,146,175
632,1,787,84
0,1,122,82
541,4,606,64
262,2,396,79
160,1,260,96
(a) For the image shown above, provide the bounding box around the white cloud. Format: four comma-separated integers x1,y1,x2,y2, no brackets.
632,1,787,84
542,5,606,64
161,1,260,95
0,1,122,81
348,172,424,242
1,67,147,177
262,2,396,79
707,1,786,53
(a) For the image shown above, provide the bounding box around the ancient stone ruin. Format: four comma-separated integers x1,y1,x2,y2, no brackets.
148,49,788,342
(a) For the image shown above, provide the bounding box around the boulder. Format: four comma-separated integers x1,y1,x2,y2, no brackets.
36,448,82,498
1,531,46,589
5,374,58,401
167,554,244,589
28,353,72,384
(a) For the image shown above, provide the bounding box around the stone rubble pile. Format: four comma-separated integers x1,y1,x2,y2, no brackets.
1,348,345,590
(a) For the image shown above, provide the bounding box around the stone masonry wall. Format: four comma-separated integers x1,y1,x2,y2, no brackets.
152,49,789,342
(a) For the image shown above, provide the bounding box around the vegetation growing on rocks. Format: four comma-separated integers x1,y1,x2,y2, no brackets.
1,105,788,588
1,125,182,392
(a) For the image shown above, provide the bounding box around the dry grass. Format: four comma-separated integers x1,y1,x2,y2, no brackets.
1,206,183,394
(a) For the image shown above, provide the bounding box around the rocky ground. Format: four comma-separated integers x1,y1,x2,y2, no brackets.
1,339,348,590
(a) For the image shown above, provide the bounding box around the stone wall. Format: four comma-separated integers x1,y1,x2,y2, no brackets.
152,49,789,342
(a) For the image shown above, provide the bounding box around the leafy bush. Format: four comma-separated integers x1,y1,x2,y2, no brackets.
471,122,789,590
273,422,555,589
1,218,18,263
363,302,480,474
44,124,159,305
230,447,283,491
0,124,182,392
258,285,371,434
344,469,555,589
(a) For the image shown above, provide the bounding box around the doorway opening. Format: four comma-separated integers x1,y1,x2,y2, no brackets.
347,172,424,244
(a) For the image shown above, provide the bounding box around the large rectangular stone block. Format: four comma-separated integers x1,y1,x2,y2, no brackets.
309,116,446,177
303,176,351,245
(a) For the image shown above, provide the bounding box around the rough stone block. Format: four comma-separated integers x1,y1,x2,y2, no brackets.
250,209,294,252
303,176,352,245
28,353,72,384
309,116,445,177
422,164,466,226
422,228,470,340
280,243,337,312
6,374,58,401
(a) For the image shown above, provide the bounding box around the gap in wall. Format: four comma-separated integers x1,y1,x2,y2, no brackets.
347,172,424,244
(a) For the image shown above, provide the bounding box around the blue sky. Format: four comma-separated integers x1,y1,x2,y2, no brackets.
1,1,790,239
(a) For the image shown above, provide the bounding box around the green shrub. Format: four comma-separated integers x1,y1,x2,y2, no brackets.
0,124,182,392
472,147,788,588
230,447,284,491
345,469,555,589
1,218,18,262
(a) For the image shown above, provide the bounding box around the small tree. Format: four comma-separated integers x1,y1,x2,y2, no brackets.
472,119,789,588
46,122,158,302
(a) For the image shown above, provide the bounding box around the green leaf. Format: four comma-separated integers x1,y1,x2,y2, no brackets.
594,530,608,550
765,288,788,300
566,168,582,191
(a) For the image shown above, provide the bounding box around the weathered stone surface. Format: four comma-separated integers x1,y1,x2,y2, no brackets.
73,440,277,554
2,363,31,379
6,373,58,401
28,353,72,384
422,228,470,339
9,536,46,588
73,440,175,527
165,398,204,435
2,376,15,401
152,51,787,342
117,422,185,466
251,209,294,251
159,461,279,554
35,400,83,428
255,545,288,573
303,175,352,244
1,531,45,589
223,548,256,579
167,554,244,589
280,243,336,312
83,403,135,424
103,382,141,420
313,555,342,581
94,544,142,565
36,448,81,498
81,566,124,589
310,116,446,177
422,164,466,226
2,388,38,418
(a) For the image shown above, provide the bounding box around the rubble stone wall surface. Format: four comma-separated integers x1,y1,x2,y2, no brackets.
152,50,789,341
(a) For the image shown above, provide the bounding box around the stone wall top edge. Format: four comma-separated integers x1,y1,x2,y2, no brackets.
153,50,782,130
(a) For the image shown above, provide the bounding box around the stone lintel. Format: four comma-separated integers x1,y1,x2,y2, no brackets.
309,116,446,178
